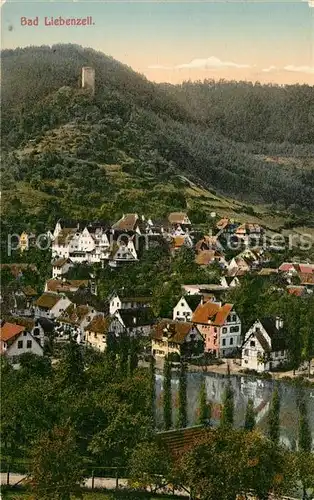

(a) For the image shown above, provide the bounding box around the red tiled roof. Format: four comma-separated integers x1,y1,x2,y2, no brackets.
279,262,297,272
0,322,25,342
192,301,233,326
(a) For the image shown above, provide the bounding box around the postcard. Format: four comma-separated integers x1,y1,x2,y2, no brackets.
1,0,314,498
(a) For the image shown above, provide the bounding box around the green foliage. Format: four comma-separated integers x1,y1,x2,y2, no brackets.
220,384,234,429
176,361,187,429
197,380,211,427
297,391,312,453
163,358,172,431
177,428,296,500
30,424,85,500
128,442,171,492
244,398,256,432
2,45,314,230
268,386,281,445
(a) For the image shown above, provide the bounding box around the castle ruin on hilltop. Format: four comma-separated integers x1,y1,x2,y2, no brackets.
81,66,95,95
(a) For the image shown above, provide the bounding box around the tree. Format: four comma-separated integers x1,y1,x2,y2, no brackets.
297,391,313,500
244,398,256,431
30,424,85,500
129,441,171,492
177,428,296,500
176,360,187,429
55,338,85,391
163,357,172,431
150,355,156,428
220,384,234,429
268,386,281,445
198,380,211,427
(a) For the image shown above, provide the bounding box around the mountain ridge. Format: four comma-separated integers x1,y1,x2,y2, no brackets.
1,44,314,232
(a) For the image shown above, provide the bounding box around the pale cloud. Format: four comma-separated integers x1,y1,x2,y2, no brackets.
284,65,314,75
147,64,172,70
175,56,251,70
262,66,277,73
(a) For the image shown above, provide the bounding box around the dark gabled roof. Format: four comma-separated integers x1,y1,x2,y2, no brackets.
254,317,287,352
182,295,203,311
117,307,155,328
36,317,55,333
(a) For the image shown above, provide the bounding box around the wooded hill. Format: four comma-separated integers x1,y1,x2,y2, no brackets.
2,44,314,231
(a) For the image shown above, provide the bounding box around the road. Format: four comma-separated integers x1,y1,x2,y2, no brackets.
0,472,188,496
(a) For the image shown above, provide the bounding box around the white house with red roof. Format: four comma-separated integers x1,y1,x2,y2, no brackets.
0,321,44,363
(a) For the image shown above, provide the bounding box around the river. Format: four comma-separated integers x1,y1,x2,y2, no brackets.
155,371,314,449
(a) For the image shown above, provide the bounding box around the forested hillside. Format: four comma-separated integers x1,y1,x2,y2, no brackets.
2,44,314,231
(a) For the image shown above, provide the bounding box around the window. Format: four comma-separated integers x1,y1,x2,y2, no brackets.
230,326,240,333
244,349,249,356
281,350,285,356
17,340,23,349
227,315,231,322
222,339,226,346
27,340,32,349
229,337,233,346
214,327,217,333
250,340,255,347
23,332,27,336
181,303,184,307
222,327,227,334
275,351,279,357
177,311,180,315
232,315,237,322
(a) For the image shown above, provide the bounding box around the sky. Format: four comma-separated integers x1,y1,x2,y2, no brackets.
1,1,314,85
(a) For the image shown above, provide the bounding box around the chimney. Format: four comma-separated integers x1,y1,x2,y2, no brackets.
200,295,204,305
276,317,283,330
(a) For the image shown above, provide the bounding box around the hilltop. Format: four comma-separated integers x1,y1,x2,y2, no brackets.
1,44,314,232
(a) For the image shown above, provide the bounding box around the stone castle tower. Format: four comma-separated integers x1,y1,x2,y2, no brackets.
81,66,95,95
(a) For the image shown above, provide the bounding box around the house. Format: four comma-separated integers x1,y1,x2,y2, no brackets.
241,318,288,372
195,250,226,267
216,218,239,234
11,286,38,317
220,276,240,289
287,286,308,297
84,314,109,351
52,228,77,259
151,320,204,359
52,258,74,279
168,212,191,228
109,238,138,267
226,256,252,277
192,301,242,357
195,235,222,253
112,213,140,233
173,295,205,322
19,232,29,252
34,293,72,320
56,303,98,343
109,292,152,316
0,321,44,362
45,279,90,294
110,307,155,337
234,223,264,246
258,268,278,277
171,235,193,253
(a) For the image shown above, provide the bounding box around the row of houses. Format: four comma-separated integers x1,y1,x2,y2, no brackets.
1,281,289,373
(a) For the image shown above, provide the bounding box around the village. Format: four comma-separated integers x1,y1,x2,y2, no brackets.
1,211,314,378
